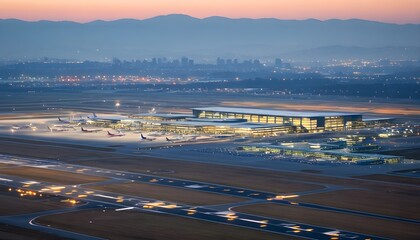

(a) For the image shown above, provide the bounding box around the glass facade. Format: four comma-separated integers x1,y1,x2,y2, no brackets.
325,116,344,131
193,109,363,133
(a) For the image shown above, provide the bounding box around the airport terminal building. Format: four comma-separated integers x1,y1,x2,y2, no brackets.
102,106,380,137
192,107,363,133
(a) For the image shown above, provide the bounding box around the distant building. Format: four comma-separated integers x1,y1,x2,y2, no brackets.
216,57,225,65
181,57,189,66
275,58,282,67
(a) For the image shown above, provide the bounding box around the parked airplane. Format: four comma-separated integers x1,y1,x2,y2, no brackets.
10,123,37,132
58,117,70,124
87,113,123,123
58,117,86,124
87,113,98,120
108,130,125,137
166,136,184,142
140,134,156,141
81,127,102,133
53,124,75,129
48,126,71,132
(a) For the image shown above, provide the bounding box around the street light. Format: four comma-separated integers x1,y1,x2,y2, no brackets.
115,102,120,113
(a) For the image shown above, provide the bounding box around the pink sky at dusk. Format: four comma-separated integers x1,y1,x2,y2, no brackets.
1,0,419,24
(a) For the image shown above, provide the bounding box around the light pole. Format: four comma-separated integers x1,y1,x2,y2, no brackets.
115,102,120,113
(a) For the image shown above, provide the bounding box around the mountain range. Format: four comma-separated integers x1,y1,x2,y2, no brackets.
0,14,419,61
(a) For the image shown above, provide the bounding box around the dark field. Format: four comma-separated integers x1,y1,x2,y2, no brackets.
36,209,296,240
234,203,420,240
0,166,107,185
297,189,420,220
90,182,246,206
354,174,420,185
0,194,71,216
0,224,68,240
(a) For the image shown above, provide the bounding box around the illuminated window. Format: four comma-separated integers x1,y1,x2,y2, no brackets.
251,115,259,122
259,116,268,123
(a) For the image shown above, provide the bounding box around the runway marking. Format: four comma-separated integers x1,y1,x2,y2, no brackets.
21,181,40,185
185,184,208,189
0,177,13,182
93,194,119,200
239,218,269,224
115,207,134,211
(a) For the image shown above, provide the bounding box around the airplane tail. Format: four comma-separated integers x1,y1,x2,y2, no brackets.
166,137,170,142
47,126,51,131
81,127,85,132
141,134,146,139
108,131,112,135
58,117,62,121
93,113,97,118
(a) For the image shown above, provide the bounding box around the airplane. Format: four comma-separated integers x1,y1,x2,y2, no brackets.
48,126,71,132
87,113,98,120
140,134,156,141
108,130,125,137
58,117,86,124
53,124,75,129
81,127,102,133
11,125,21,130
58,117,70,124
166,136,184,142
10,123,37,132
87,113,122,124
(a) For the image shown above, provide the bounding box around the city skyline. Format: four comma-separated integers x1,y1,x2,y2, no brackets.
1,0,419,24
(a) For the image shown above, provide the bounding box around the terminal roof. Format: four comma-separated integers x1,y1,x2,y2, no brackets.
162,121,288,129
192,107,361,118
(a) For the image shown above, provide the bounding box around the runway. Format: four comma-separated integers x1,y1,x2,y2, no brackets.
0,154,396,240
0,154,417,224
0,174,388,240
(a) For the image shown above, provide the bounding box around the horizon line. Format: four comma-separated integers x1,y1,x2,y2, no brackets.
1,14,419,25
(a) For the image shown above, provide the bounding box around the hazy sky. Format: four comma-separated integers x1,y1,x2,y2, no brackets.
1,0,419,24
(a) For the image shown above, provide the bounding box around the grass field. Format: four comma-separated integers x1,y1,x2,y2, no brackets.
354,174,420,185
0,163,12,168
0,224,68,240
90,182,245,206
0,138,115,161
0,166,107,185
36,209,298,240
233,203,420,240
77,156,324,194
0,193,71,216
2,136,417,196
297,189,420,220
0,137,323,193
